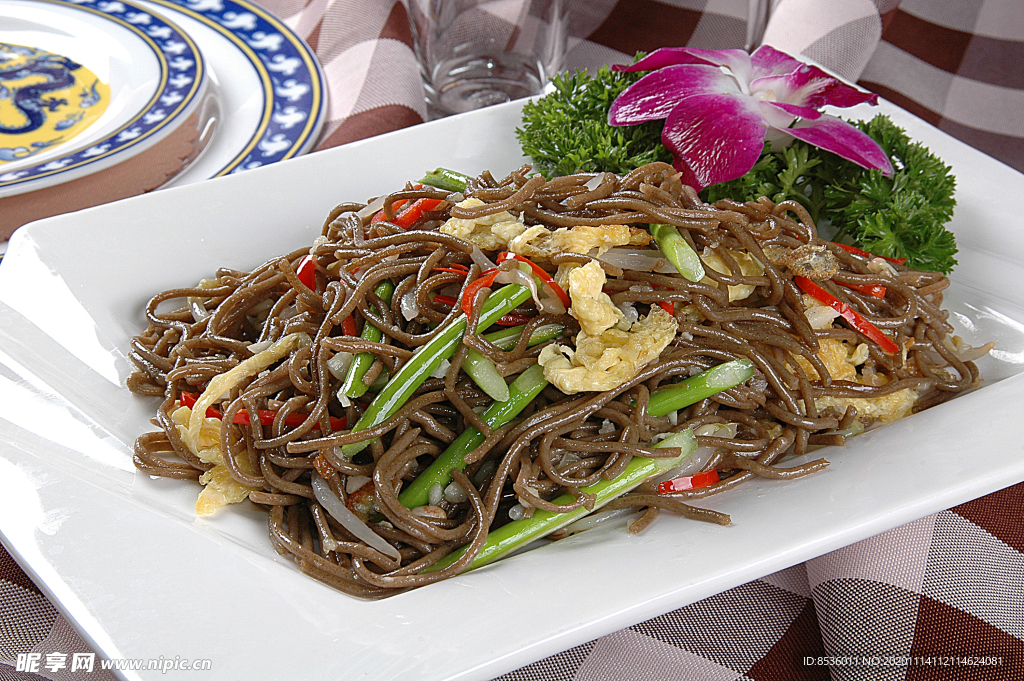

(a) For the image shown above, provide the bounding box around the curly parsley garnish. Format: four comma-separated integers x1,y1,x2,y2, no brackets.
517,70,958,273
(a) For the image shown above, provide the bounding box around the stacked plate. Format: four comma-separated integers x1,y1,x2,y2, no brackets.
0,0,327,245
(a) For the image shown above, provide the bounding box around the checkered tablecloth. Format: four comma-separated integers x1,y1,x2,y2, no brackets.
3,0,1023,679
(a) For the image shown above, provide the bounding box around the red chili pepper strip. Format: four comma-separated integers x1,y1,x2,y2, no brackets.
436,293,532,325
831,242,907,265
794,276,900,354
657,301,675,315
835,281,887,299
392,198,444,229
432,266,470,276
432,294,458,307
496,252,571,310
494,313,535,326
341,315,358,336
180,392,345,430
658,469,720,494
461,269,500,317
371,188,419,224
296,255,317,290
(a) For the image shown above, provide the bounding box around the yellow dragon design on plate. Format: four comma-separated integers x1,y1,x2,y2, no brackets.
0,42,110,163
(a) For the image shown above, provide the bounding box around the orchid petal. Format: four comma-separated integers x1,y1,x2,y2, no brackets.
759,101,798,130
661,93,767,191
781,115,894,176
750,45,804,78
608,64,741,126
614,48,752,85
752,65,879,110
764,101,822,120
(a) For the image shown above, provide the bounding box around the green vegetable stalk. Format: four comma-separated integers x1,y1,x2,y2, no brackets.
462,323,565,402
340,279,395,400
399,364,548,509
649,223,705,282
423,441,694,573
420,168,469,193
340,283,532,457
646,358,755,417
412,357,755,574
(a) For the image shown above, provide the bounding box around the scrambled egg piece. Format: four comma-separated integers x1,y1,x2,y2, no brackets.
815,390,919,425
793,338,865,383
508,224,650,259
701,247,764,301
539,307,677,394
564,261,623,336
197,466,254,516
172,405,224,465
438,198,526,250
172,406,259,516
794,297,919,424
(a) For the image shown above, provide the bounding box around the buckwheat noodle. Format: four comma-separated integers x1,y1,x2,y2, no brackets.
128,163,983,598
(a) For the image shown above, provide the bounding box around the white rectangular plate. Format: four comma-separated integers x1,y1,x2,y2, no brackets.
2,99,1024,681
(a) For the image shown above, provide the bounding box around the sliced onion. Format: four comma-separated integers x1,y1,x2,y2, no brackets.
599,248,678,274
326,351,353,380
311,473,401,561
188,298,210,323
617,301,639,325
356,195,385,220
804,304,840,330
346,475,372,494
443,481,468,503
430,358,451,379
494,261,566,314
943,335,996,363
550,507,638,539
470,246,497,271
400,288,419,321
652,445,718,485
583,172,605,191
428,482,444,506
336,389,352,408
247,340,273,354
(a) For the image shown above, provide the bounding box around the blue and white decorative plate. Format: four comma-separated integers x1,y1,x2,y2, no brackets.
138,0,327,185
0,0,207,198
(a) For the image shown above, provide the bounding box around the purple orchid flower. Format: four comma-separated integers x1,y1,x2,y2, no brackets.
608,45,894,191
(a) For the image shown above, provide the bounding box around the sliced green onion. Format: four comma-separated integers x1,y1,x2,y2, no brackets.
650,223,705,282
341,279,395,400
340,284,532,457
461,323,565,402
423,442,694,573
647,358,755,417
419,168,470,193
461,350,509,402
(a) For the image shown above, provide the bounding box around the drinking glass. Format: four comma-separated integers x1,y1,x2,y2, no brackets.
408,0,567,118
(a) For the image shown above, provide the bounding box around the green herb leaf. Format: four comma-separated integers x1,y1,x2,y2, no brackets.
702,115,958,273
516,64,671,177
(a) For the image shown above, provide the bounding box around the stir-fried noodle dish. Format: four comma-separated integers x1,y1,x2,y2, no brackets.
128,163,990,598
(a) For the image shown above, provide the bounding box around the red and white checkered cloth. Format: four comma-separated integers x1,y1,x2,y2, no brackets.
3,1,1023,679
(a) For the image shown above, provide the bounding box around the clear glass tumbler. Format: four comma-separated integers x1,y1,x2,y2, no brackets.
408,0,567,118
